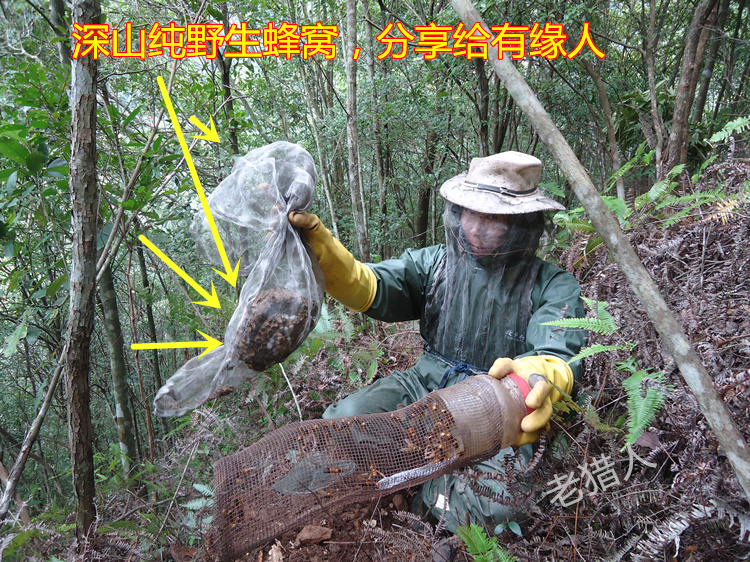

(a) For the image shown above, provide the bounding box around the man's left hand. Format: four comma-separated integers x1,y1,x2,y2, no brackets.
488,355,574,446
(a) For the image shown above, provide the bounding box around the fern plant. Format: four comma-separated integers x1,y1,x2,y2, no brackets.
541,298,671,448
708,116,750,145
617,357,672,447
456,524,519,562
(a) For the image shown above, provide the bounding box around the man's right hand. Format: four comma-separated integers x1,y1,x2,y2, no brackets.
288,212,377,312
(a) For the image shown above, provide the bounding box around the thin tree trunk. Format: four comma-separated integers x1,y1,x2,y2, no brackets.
0,353,66,523
664,0,719,172
710,0,746,131
126,251,156,461
65,0,101,539
219,4,240,155
450,0,750,502
299,63,340,240
582,60,626,200
99,264,137,478
0,461,30,525
136,245,163,391
344,0,369,261
48,0,71,65
491,77,505,154
416,130,439,247
646,0,666,178
364,3,387,259
474,58,490,157
692,0,730,124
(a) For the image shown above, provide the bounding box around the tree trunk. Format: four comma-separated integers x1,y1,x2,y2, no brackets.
364,2,387,259
344,0,369,261
416,130,439,247
99,264,137,478
474,58,490,157
710,0,746,131
450,0,750,502
48,0,71,65
66,0,101,539
299,62,340,240
581,60,626,200
664,0,719,172
691,0,730,124
136,245,163,390
646,0,667,178
219,4,240,155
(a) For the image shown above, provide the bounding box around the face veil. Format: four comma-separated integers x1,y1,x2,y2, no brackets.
422,203,545,369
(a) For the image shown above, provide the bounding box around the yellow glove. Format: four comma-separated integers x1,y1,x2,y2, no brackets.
288,212,377,312
488,355,574,446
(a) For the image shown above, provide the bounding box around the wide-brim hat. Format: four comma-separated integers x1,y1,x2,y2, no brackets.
439,151,565,214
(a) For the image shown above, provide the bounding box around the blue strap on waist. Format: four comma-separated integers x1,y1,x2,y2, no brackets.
423,343,487,390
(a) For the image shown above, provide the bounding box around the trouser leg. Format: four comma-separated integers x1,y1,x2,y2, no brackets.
322,369,433,418
323,353,455,419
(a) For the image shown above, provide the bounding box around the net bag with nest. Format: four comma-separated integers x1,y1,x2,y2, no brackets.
153,142,324,417
210,374,530,560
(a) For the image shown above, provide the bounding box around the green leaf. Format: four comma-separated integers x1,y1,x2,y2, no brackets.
3,319,27,357
47,157,67,169
31,287,47,299
5,170,17,193
46,272,69,297
366,358,378,384
507,521,522,536
122,104,143,129
0,123,29,143
4,241,15,258
0,137,30,165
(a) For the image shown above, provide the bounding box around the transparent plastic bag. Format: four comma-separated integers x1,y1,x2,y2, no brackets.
154,142,324,417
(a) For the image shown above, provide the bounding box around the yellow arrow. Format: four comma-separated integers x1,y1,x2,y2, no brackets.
189,115,220,143
139,235,221,309
156,76,240,288
131,330,223,359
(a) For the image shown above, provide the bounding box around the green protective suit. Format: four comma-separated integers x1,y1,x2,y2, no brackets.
323,242,586,533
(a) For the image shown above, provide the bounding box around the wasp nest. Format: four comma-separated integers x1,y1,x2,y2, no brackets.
234,287,317,372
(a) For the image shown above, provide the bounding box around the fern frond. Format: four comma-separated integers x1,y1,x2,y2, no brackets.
457,524,519,562
567,344,633,364
539,181,565,198
553,213,596,233
620,363,671,447
632,504,715,561
540,317,619,335
583,405,620,433
714,500,750,542
709,116,750,144
700,195,746,225
654,188,723,211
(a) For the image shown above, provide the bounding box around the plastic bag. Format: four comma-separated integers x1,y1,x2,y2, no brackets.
154,142,324,417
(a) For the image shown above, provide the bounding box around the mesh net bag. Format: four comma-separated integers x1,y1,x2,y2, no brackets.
210,374,529,560
153,142,324,417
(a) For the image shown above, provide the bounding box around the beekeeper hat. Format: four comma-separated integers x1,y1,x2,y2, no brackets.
439,151,565,214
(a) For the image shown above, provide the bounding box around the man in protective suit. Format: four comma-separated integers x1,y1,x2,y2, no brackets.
289,151,587,535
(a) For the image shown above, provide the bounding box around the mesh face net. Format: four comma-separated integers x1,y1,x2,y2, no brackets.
211,375,526,560
423,203,545,368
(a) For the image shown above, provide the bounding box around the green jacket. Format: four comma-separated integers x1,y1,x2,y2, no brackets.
365,245,587,381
